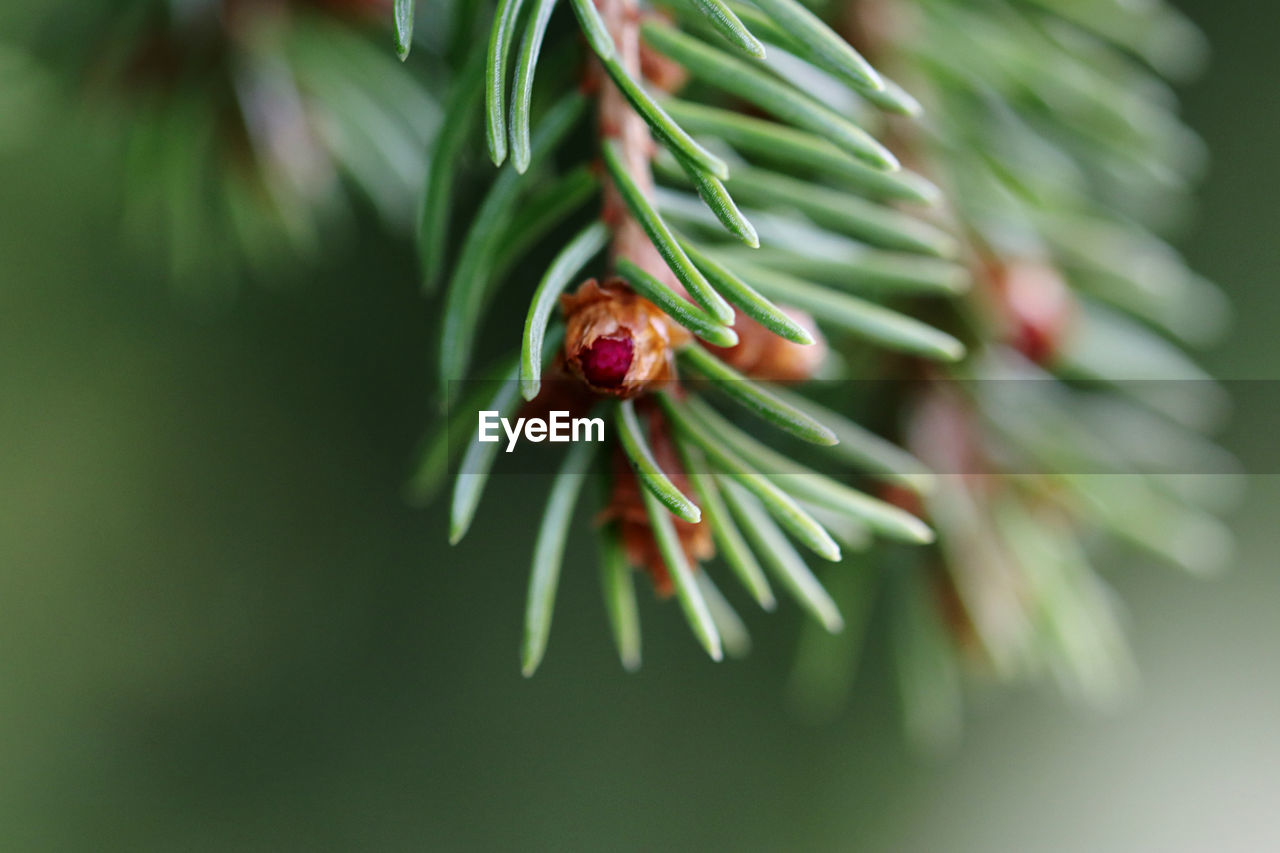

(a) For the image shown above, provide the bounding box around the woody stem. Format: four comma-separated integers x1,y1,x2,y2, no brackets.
597,0,670,283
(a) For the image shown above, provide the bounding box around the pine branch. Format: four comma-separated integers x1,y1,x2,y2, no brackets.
410,0,1231,697
23,0,1231,732
592,0,681,280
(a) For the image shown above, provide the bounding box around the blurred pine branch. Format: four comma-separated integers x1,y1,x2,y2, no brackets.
12,0,1235,744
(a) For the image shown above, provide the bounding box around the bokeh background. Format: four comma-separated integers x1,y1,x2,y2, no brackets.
1,1,1277,850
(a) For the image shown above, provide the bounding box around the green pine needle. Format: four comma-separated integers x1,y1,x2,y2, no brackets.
508,0,560,174
764,385,936,494
520,220,610,401
393,0,415,60
695,570,753,658
522,440,598,676
449,364,522,545
602,140,736,324
639,486,724,662
484,0,529,165
659,393,842,562
665,152,759,247
450,330,565,544
726,166,958,257
720,479,845,633
616,399,702,524
721,258,966,361
748,0,883,93
679,239,816,344
711,235,970,295
785,564,879,720
570,0,730,179
892,566,963,751
683,397,935,544
677,344,838,446
407,376,494,507
660,99,940,203
642,20,898,170
863,76,924,118
420,50,484,293
684,0,768,59
598,521,642,672
677,443,777,610
719,1,921,115
490,166,602,281
615,257,738,347
439,93,585,390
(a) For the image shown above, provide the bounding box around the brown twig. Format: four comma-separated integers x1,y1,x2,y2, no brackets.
595,0,672,285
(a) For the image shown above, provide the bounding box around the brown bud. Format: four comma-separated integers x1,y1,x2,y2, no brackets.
878,483,926,521
706,307,826,382
639,39,689,93
905,384,987,482
600,406,712,596
848,0,917,54
561,278,688,397
990,260,1075,366
634,10,689,93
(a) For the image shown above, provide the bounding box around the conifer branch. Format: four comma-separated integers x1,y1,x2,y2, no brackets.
595,0,670,283
37,0,1229,716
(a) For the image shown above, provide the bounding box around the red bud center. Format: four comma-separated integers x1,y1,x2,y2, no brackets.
581,335,633,388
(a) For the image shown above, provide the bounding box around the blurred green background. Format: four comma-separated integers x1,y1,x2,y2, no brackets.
1,1,1277,850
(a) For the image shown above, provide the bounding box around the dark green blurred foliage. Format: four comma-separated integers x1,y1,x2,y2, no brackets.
4,0,443,303
1,0,1278,850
